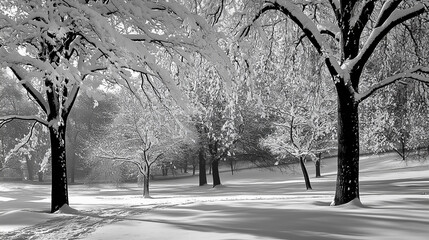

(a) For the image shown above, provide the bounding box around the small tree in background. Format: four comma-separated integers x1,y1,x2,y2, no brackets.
90,90,196,197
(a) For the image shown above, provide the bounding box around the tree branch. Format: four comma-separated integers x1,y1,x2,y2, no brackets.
352,3,428,71
118,159,146,175
327,0,340,21
0,115,49,128
64,84,81,116
8,65,49,114
350,0,375,38
320,29,338,41
374,0,403,28
289,117,299,150
356,66,429,103
149,153,164,167
241,0,342,77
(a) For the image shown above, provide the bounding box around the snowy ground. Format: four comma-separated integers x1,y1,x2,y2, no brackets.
1,153,429,239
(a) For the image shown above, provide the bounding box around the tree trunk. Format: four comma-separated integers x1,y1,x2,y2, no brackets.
192,162,196,176
198,149,207,186
315,153,321,178
25,155,34,181
333,90,360,205
171,165,176,176
161,164,167,176
183,160,188,173
143,167,150,198
50,124,69,213
212,158,221,187
229,158,234,175
401,139,406,161
38,171,44,182
299,157,312,190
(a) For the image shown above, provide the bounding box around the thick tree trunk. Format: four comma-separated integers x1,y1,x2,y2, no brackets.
199,149,207,186
333,91,360,205
50,125,69,213
299,157,312,190
212,158,221,187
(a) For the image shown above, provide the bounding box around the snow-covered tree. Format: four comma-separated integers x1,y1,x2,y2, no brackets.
259,36,336,188
185,55,241,187
0,75,45,178
90,90,196,198
241,0,429,205
360,16,429,160
0,0,230,212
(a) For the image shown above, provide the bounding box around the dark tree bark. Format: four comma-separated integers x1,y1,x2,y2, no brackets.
299,157,312,190
198,148,207,186
143,167,150,198
45,71,76,212
229,158,234,175
315,153,321,178
333,87,360,205
212,158,221,187
50,124,69,213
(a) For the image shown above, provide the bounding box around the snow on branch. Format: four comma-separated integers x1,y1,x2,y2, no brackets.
375,0,403,28
2,122,37,167
350,0,375,36
0,115,49,128
65,0,232,113
356,66,429,103
327,0,340,19
0,50,55,73
8,65,49,114
240,0,342,77
353,2,428,70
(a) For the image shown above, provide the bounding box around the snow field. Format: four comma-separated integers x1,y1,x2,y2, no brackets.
1,154,429,239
